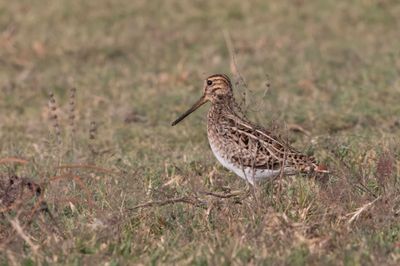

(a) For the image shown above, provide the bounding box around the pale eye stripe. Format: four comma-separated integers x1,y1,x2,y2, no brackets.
211,81,227,88
210,78,229,87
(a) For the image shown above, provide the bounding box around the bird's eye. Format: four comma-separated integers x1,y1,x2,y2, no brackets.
207,80,213,86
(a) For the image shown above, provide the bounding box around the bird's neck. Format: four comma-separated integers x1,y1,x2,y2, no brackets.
207,96,240,123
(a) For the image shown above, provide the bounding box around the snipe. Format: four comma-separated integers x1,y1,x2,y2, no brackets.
172,74,327,185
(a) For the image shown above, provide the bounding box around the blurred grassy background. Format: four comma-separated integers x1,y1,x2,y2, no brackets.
1,0,400,264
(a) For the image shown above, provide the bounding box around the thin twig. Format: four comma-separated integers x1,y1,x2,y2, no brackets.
223,29,242,82
199,190,244,199
329,148,378,198
0,157,29,165
128,196,207,211
5,213,40,254
223,29,250,116
347,196,381,225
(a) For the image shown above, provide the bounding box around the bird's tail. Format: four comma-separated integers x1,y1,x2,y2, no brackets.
314,164,329,174
302,162,329,174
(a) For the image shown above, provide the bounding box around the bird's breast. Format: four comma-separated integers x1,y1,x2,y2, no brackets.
207,131,280,185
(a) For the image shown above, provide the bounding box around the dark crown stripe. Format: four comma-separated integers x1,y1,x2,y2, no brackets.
208,74,232,88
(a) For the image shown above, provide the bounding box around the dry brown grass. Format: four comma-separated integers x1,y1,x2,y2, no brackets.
1,0,400,264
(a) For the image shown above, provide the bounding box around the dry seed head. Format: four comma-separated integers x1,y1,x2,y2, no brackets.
48,92,61,144
68,87,76,134
89,121,97,140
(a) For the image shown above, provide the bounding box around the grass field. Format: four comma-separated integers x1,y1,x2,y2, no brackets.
1,0,400,265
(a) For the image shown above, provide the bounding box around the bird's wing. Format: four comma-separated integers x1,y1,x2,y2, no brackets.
222,114,316,170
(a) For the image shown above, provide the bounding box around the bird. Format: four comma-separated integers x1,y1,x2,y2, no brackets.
171,74,328,185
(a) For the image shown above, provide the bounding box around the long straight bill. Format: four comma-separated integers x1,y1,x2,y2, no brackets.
171,96,207,126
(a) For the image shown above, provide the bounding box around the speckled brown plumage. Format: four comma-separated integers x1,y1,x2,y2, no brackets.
172,74,327,184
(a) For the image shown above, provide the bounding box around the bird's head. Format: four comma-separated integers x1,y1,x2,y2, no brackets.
171,74,233,126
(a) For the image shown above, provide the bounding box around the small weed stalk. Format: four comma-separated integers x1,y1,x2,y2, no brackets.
376,150,395,193
48,92,61,145
48,92,62,167
88,121,97,159
68,88,77,159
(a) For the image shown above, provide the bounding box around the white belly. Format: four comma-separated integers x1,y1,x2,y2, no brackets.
209,141,281,185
